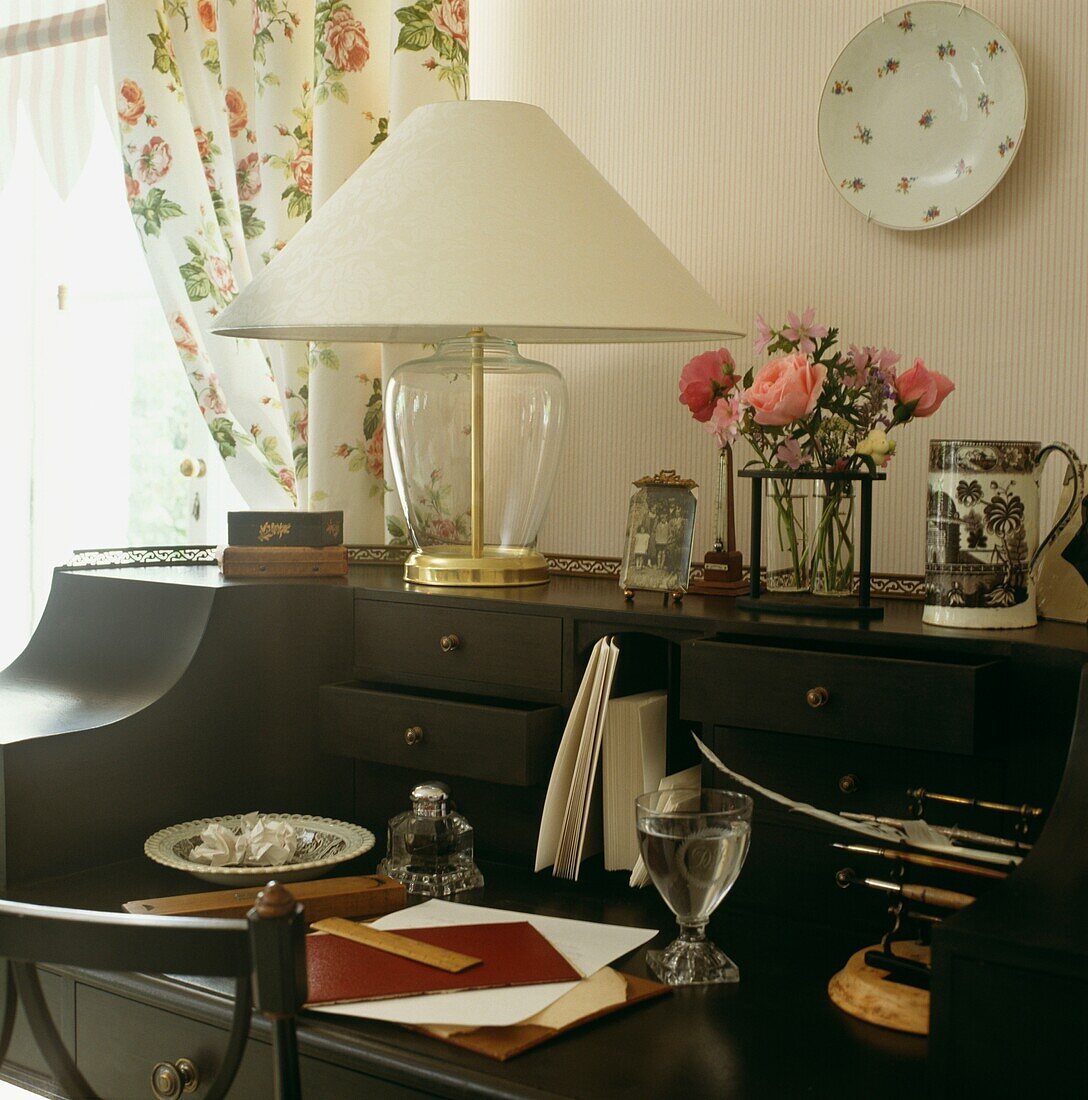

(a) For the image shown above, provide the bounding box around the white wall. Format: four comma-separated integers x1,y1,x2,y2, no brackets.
472,0,1087,575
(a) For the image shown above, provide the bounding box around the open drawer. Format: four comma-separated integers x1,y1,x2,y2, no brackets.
319,682,563,786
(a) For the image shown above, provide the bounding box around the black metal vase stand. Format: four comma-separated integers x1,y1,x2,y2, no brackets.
736,468,886,622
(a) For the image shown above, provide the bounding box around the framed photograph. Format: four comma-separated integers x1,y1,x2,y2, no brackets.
620,471,698,597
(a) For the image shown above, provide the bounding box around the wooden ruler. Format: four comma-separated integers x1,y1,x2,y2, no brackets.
311,917,482,973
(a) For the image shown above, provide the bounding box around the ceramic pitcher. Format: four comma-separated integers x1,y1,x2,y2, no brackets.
924,440,1084,629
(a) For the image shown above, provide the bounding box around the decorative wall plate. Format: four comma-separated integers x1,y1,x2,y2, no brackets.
818,2,1026,230
145,814,375,885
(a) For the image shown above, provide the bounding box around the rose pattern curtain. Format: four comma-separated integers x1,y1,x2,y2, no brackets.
106,0,468,536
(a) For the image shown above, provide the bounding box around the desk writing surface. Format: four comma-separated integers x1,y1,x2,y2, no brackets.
13,857,924,1099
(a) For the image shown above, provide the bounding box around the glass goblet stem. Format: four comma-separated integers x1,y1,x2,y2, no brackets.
680,921,707,943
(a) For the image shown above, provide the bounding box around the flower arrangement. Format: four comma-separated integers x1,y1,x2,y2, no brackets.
679,308,954,594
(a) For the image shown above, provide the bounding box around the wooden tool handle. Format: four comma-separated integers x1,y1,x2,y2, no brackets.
900,883,976,910
311,918,482,972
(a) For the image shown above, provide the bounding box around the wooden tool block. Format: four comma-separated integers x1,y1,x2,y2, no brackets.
123,874,406,922
827,943,930,1035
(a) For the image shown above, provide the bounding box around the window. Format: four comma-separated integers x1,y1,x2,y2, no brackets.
1,17,240,666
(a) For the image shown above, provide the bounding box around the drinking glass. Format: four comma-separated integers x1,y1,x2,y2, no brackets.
635,788,753,985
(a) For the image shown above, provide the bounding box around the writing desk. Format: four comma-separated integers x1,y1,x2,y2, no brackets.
5,854,922,1099
1,563,1084,1096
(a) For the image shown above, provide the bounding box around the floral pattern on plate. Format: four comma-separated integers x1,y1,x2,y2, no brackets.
818,2,1027,231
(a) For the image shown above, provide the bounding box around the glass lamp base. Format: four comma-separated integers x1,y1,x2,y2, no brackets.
403,545,550,587
646,937,740,986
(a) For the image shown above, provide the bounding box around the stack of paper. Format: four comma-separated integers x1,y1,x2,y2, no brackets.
311,899,657,1028
602,691,667,871
535,636,620,880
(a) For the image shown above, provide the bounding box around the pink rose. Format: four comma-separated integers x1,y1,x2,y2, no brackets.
895,358,954,418
366,424,384,480
705,395,741,448
194,127,211,161
678,348,738,423
296,412,308,444
207,255,238,296
324,6,370,71
225,87,247,137
236,152,261,200
125,174,140,204
204,373,227,413
744,351,826,427
277,467,296,493
291,150,312,195
136,136,172,184
117,79,145,127
433,0,468,47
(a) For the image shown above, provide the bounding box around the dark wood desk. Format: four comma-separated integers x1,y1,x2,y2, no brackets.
5,855,923,1100
0,564,1085,1097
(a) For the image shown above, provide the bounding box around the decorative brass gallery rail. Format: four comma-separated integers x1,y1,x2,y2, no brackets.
64,545,927,600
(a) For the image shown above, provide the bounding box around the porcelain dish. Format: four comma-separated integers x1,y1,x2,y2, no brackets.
818,2,1026,230
145,814,376,885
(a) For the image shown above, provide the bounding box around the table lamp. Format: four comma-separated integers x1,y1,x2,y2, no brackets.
214,100,742,587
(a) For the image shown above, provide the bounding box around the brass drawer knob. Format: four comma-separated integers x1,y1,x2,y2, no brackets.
151,1059,198,1099
838,773,859,795
805,686,830,709
439,633,461,653
404,725,424,746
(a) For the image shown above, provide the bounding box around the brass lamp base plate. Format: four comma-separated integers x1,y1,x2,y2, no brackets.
403,546,550,587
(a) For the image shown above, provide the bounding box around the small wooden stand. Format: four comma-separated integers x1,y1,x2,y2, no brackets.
689,444,747,596
736,468,886,621
828,942,930,1035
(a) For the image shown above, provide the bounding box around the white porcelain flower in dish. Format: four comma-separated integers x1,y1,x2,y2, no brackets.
145,813,375,885
818,2,1026,230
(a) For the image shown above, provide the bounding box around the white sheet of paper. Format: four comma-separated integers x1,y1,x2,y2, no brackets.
309,899,657,1027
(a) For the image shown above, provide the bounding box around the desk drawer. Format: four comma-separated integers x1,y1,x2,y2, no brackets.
355,599,563,697
321,682,563,786
682,639,1002,753
75,984,415,1099
706,726,1000,821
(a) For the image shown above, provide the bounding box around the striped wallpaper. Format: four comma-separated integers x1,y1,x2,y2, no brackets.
471,0,1087,576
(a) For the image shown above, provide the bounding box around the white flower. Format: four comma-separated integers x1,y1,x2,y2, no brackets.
855,428,896,468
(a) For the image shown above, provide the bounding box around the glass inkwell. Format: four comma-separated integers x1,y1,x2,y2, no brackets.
377,782,484,897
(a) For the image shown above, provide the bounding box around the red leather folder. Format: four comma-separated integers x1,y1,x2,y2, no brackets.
305,921,581,1005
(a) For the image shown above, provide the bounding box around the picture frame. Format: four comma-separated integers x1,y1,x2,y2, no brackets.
620,471,698,602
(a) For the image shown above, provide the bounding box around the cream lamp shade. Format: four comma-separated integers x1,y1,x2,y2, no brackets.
212,99,741,343
213,99,741,590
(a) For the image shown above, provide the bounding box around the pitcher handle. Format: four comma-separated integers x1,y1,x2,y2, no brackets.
1031,442,1085,576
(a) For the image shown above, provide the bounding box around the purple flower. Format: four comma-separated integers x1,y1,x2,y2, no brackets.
782,308,829,355
753,314,774,355
776,436,807,470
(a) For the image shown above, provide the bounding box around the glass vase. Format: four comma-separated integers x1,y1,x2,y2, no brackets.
763,479,810,592
385,337,567,555
811,479,857,597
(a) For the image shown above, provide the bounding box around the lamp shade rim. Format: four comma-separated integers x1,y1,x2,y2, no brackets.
211,322,746,343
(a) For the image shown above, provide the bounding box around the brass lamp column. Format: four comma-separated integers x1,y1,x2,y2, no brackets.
471,327,484,560
211,100,743,589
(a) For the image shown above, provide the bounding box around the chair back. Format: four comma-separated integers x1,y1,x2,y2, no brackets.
0,881,306,1100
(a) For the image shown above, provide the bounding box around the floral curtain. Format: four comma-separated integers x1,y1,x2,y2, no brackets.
105,0,468,537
